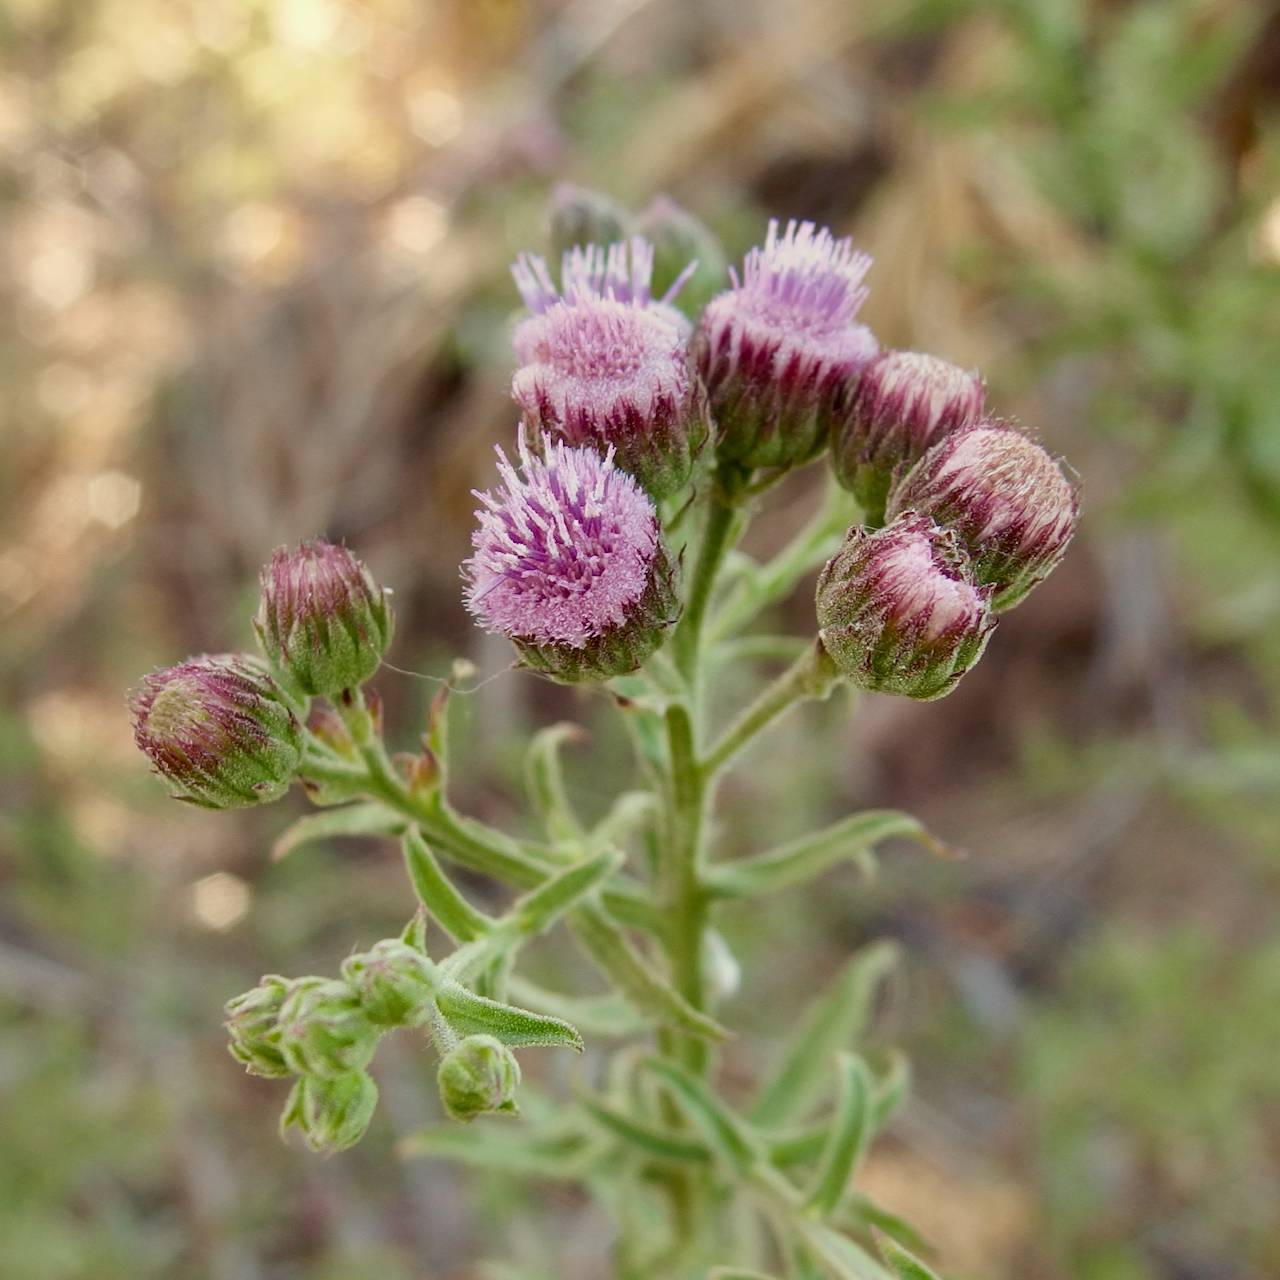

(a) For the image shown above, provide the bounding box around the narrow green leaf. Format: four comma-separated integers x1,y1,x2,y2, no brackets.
641,1057,761,1176
751,942,898,1128
514,848,623,936
525,722,586,843
589,789,658,850
708,1269,784,1279
402,828,493,942
874,1231,944,1280
505,977,648,1039
803,1054,873,1216
398,1121,600,1180
577,1092,713,1166
799,1223,892,1280
870,1051,910,1133
272,803,404,860
707,812,943,899
567,903,729,1041
434,982,583,1051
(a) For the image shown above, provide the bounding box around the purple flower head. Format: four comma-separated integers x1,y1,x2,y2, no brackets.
255,540,393,697
832,350,985,521
698,218,879,469
510,238,706,498
887,422,1079,611
816,514,995,700
464,430,679,682
130,654,302,808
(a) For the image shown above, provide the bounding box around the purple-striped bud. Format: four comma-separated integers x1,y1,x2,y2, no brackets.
816,514,995,700
511,238,705,497
463,430,679,683
130,654,302,808
255,540,393,698
224,975,293,1078
832,350,985,521
697,219,878,470
887,423,1079,611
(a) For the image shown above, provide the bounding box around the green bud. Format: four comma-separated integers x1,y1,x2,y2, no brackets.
548,183,629,262
255,540,394,698
224,974,292,1078
437,1034,521,1123
341,939,437,1028
277,977,379,1079
280,1071,378,1154
634,194,728,315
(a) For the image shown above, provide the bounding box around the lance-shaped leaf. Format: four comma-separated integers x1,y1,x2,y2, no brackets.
272,803,405,861
803,1054,873,1217
434,981,583,1051
513,848,623,936
874,1231,944,1280
506,977,649,1039
796,1222,892,1280
577,1091,713,1167
751,941,898,1128
399,1120,601,1181
403,828,493,942
706,812,944,899
525,722,586,843
568,903,729,1041
641,1057,761,1177
590,789,658,851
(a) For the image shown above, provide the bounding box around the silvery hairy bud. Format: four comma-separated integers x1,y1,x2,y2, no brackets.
437,1035,521,1123
255,540,393,698
341,940,437,1028
832,350,985,523
224,975,292,1078
276,977,379,1079
280,1071,378,1155
816,514,995,700
129,654,302,809
887,422,1080,611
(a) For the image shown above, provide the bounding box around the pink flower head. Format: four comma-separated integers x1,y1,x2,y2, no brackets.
816,514,994,700
832,350,985,520
510,238,704,498
887,422,1079,611
130,654,302,808
698,218,879,469
464,429,679,681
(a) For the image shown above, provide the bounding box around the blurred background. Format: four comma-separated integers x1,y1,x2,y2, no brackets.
3,0,1280,1276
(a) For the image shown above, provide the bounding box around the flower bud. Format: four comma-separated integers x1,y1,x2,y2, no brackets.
815,514,995,700
280,1071,378,1154
277,977,379,1079
255,540,393,698
887,423,1080,611
437,1035,521,1123
130,654,302,809
548,183,629,262
341,940,437,1028
511,238,705,498
698,219,878,470
634,194,727,316
463,430,680,683
224,975,292,1078
832,350,985,522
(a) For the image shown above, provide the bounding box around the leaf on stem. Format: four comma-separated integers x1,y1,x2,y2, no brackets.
514,847,623,936
399,1121,601,1180
873,1231,945,1280
402,828,493,942
525,722,586,843
435,982,584,1051
803,1053,874,1217
504,977,649,1039
576,1091,713,1167
641,1057,761,1177
751,942,898,1128
272,803,405,861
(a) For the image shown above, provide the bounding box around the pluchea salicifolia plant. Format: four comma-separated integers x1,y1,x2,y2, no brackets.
130,193,1079,1280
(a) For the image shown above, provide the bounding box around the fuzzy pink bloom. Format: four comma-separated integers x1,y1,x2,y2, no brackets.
832,350,985,519
511,238,704,497
887,422,1079,611
698,218,878,469
816,514,994,700
463,430,678,681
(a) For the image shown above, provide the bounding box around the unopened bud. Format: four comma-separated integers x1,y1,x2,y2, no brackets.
341,940,437,1028
437,1035,521,1122
280,1071,378,1154
130,654,302,809
634,194,727,316
277,977,378,1079
887,423,1079,610
832,350,984,522
255,540,394,698
548,183,630,262
816,514,995,700
224,975,292,1078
